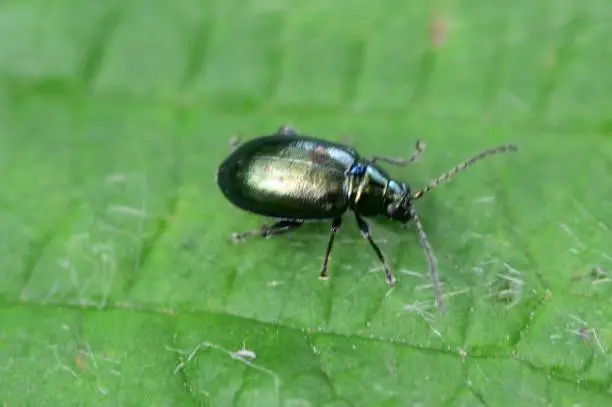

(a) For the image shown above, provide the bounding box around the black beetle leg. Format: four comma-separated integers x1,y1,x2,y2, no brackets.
354,213,396,286
319,217,343,280
370,139,426,167
231,220,303,243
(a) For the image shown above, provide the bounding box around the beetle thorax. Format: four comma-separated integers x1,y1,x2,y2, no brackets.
346,161,412,219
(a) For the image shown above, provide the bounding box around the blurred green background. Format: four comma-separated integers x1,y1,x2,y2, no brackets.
1,0,611,406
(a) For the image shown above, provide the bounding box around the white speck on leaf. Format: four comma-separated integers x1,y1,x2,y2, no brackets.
592,278,611,285
474,196,494,203
415,282,443,292
459,347,468,362
106,204,148,219
559,223,586,251
105,172,145,184
484,262,525,309
83,343,99,370
267,280,285,287
167,340,280,393
398,269,425,279
559,312,608,354
232,341,257,361
61,233,119,307
403,300,442,337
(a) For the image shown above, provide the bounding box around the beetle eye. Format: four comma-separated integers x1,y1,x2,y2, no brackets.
387,203,398,216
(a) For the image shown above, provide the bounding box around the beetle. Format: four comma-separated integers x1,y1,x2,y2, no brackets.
216,125,517,313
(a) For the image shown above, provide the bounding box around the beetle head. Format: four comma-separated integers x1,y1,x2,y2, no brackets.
385,184,414,223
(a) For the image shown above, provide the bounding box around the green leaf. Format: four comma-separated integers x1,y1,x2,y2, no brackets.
1,0,611,406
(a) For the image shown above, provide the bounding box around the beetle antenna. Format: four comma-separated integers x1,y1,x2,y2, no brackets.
407,207,445,314
412,144,517,200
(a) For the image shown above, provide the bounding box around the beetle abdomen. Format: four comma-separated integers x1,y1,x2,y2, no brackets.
217,135,356,220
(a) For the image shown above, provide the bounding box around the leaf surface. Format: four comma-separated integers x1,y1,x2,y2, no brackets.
1,0,611,406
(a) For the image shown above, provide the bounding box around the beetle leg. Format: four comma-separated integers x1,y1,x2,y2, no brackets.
319,217,343,280
231,220,303,242
354,173,370,203
370,139,426,167
354,213,396,286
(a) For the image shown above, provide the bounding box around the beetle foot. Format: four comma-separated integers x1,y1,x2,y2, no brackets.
385,268,397,286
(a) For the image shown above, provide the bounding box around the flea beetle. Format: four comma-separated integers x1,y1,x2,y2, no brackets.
216,126,517,313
